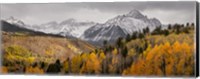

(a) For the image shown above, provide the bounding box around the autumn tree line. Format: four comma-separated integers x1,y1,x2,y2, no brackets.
1,23,195,76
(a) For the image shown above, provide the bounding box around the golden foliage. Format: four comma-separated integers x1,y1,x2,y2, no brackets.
27,57,35,64
25,66,44,74
84,52,101,74
5,45,30,57
123,41,194,76
67,44,81,54
108,56,119,74
63,60,69,73
71,55,82,73
1,66,8,74
128,48,136,57
112,48,118,55
81,53,89,62
4,45,35,64
3,33,95,64
99,51,106,62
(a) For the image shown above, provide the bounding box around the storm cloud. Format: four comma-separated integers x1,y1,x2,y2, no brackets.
1,1,196,25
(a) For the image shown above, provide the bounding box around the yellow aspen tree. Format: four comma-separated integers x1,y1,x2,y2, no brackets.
85,52,101,74
71,55,82,73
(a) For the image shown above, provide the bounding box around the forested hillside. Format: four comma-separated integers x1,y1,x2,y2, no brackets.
1,32,95,74
1,23,195,76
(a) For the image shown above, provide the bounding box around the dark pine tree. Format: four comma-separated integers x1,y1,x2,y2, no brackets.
116,37,123,48
103,40,107,47
163,29,169,36
186,22,190,27
138,32,144,39
168,24,172,30
126,34,131,42
131,31,138,40
46,59,61,73
122,46,128,58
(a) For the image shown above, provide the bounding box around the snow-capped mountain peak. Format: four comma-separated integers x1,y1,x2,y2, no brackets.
5,16,25,27
102,9,161,34
126,9,145,19
81,9,162,46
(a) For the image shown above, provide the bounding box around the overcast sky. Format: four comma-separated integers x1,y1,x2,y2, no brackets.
1,2,196,25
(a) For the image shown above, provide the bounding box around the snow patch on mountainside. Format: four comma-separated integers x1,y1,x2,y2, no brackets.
59,19,96,37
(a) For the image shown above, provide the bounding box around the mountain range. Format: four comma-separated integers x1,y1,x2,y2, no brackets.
2,9,162,46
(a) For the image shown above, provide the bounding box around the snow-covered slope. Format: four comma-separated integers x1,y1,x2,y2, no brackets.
4,17,96,38
31,19,96,37
5,16,26,27
59,19,96,37
103,9,161,33
29,21,60,34
81,9,162,45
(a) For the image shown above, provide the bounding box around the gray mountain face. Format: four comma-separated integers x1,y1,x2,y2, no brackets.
82,24,128,45
81,9,162,46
